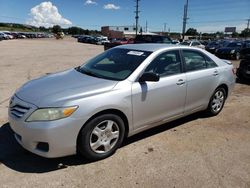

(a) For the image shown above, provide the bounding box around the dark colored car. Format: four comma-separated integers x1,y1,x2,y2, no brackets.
215,41,244,60
78,36,92,43
134,35,172,44
104,38,134,51
237,47,250,81
205,41,223,54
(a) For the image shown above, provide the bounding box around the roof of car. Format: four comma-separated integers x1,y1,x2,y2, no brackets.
117,44,177,52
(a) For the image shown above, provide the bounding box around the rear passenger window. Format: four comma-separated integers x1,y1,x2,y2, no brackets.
182,50,218,71
205,56,217,68
182,50,207,72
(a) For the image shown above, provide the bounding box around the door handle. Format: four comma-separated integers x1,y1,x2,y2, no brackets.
213,70,219,76
176,79,185,85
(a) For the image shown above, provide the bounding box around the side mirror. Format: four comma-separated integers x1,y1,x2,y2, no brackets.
139,72,160,82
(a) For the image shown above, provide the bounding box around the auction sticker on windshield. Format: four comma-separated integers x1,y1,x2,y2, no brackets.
127,51,144,56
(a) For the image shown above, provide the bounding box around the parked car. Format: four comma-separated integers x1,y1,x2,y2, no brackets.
0,32,11,40
171,40,180,45
215,41,244,60
237,47,250,81
134,35,172,44
77,35,90,43
104,38,134,50
17,34,27,39
2,31,14,39
0,32,4,40
180,40,205,49
205,41,223,54
9,44,235,160
200,40,209,46
96,38,110,45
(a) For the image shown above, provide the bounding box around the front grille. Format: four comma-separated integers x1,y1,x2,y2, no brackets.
10,104,30,118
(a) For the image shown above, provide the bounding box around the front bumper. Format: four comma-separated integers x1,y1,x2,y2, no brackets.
8,95,86,158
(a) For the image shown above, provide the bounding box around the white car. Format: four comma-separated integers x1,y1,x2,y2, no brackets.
180,41,205,49
9,44,235,160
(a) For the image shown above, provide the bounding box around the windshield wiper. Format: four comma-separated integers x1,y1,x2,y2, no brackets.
77,67,103,79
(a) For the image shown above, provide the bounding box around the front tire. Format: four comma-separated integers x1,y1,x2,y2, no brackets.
77,114,125,161
206,87,226,116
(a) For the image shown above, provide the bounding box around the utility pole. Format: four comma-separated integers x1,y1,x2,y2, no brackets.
145,20,148,33
182,0,189,40
247,18,250,30
135,0,140,36
164,23,167,33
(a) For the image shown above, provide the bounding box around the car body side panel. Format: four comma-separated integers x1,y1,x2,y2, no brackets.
184,68,220,113
131,74,187,131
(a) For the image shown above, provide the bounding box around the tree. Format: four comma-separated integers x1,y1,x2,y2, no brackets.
39,26,48,32
185,28,198,36
67,27,83,35
232,32,239,38
215,31,224,39
240,28,250,38
52,25,61,34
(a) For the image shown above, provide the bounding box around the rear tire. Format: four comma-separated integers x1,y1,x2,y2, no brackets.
206,87,226,116
77,114,125,161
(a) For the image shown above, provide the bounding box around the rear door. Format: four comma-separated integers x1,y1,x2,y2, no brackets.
181,49,219,113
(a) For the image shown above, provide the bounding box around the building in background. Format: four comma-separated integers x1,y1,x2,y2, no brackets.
101,25,156,38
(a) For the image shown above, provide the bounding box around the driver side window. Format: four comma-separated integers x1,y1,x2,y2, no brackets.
145,50,182,77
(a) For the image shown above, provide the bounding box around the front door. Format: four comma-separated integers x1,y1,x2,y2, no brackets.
132,50,187,130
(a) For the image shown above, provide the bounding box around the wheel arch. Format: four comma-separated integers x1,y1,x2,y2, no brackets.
216,84,228,98
76,109,130,148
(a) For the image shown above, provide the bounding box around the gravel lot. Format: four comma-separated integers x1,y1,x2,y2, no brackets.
0,38,250,188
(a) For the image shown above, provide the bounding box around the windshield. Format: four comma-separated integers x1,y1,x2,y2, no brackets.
77,48,152,81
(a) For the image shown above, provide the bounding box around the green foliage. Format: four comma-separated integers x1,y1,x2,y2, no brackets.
185,28,199,36
232,32,239,38
52,25,62,34
240,28,250,38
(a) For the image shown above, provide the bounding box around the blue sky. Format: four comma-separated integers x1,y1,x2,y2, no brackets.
0,0,249,33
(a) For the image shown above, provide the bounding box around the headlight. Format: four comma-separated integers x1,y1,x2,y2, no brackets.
26,106,78,122
230,49,235,54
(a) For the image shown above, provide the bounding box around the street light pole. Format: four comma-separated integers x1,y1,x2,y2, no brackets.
135,0,140,37
182,0,189,40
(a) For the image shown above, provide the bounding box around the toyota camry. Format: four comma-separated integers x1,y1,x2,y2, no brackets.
9,44,235,160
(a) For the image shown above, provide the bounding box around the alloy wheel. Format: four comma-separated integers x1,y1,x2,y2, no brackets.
90,120,120,154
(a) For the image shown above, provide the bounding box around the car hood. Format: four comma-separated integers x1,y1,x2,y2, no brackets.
16,69,118,107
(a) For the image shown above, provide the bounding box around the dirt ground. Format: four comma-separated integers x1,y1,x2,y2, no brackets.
0,38,249,188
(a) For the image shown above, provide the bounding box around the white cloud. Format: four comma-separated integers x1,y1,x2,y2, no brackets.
103,4,120,10
26,1,72,27
84,0,97,5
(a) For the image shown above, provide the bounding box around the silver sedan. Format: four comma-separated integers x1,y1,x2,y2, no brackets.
9,44,235,160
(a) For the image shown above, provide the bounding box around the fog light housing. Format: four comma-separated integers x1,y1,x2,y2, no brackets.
36,142,49,152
